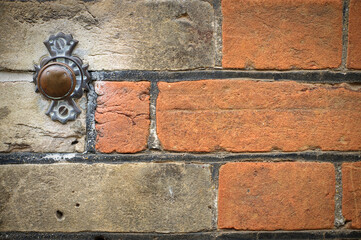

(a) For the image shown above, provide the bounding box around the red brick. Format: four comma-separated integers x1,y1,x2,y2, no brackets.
342,162,361,228
222,0,343,69
347,0,361,69
218,162,335,230
156,80,361,152
95,81,150,153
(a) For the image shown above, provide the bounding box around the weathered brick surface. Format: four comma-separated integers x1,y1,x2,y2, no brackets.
218,162,335,230
222,0,343,69
0,0,214,71
342,162,361,228
95,81,150,153
0,163,213,232
347,0,361,69
157,80,361,152
0,82,85,152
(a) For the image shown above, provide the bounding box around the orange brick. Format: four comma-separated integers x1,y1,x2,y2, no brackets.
222,0,343,69
95,81,150,153
347,0,361,69
342,162,361,228
156,80,361,152
218,162,335,230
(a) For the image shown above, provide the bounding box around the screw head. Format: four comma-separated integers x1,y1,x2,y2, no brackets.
37,62,76,100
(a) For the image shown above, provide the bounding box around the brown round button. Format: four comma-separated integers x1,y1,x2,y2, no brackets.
37,62,76,100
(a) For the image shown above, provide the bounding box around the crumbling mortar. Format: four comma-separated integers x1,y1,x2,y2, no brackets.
340,0,351,71
335,163,346,228
147,81,161,150
85,83,97,153
213,0,222,67
210,163,222,230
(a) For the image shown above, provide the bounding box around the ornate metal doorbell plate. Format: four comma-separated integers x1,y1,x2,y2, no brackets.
33,32,91,124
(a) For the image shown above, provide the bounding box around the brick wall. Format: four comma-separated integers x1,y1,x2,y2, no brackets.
0,0,361,239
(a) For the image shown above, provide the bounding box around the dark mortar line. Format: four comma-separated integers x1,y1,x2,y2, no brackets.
147,81,161,150
0,152,360,165
2,230,361,240
90,70,361,83
220,230,361,239
3,70,361,83
256,231,324,240
323,230,361,239
334,163,346,228
341,0,351,70
0,232,216,240
85,83,97,153
0,69,36,74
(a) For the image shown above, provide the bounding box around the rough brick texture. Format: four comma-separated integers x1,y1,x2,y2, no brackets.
0,163,213,232
95,81,150,153
347,0,361,69
218,162,335,230
157,80,361,152
342,162,361,228
222,0,343,69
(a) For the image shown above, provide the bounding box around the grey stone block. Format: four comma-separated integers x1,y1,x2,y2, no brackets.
0,163,214,232
0,82,86,152
0,0,215,71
